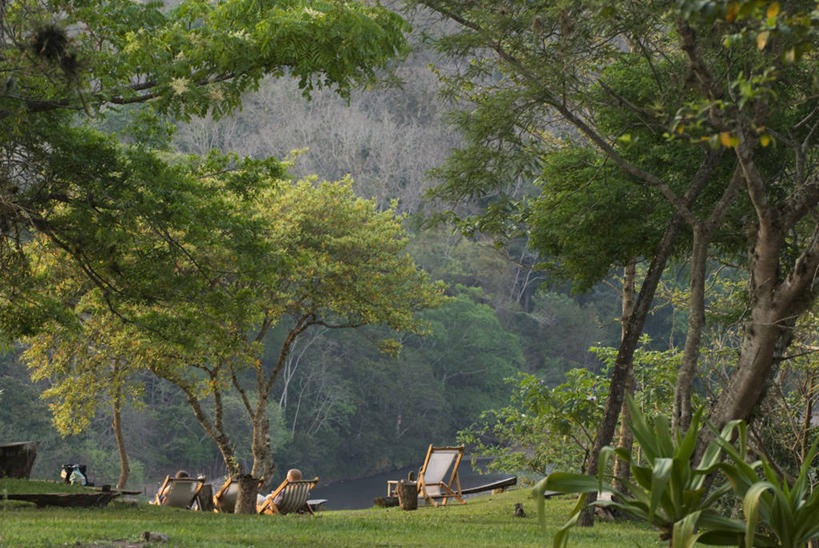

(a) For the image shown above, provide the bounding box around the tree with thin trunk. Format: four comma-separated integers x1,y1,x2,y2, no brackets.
24,310,146,489
612,262,636,493
23,175,445,511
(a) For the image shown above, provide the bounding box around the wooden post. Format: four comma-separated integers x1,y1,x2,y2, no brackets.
396,479,417,511
234,474,260,514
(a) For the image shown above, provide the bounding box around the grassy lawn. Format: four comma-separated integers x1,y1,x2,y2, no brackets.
0,487,661,547
0,478,97,494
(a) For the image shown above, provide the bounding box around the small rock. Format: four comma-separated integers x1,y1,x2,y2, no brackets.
594,506,615,521
514,502,526,518
140,531,169,543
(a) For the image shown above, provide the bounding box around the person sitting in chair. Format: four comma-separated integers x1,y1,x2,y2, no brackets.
257,468,315,515
273,469,301,506
156,470,189,505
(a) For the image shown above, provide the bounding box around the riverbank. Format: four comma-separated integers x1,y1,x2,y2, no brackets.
0,488,660,547
309,458,514,509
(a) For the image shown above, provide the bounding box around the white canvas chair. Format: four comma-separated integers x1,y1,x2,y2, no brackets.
417,445,465,506
151,475,205,509
257,477,319,515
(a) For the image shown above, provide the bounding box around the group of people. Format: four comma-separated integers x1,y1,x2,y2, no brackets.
154,467,306,512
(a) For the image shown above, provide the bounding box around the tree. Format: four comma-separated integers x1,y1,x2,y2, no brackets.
0,0,409,337
457,340,678,477
23,313,146,489
23,174,445,504
2,0,412,497
411,1,819,517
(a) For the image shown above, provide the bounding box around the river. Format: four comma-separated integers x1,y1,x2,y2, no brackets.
308,459,513,510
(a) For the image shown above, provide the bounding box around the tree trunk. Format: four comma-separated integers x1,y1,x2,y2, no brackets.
112,385,130,490
672,167,742,433
251,396,275,484
181,386,241,476
578,216,684,527
235,474,260,514
708,307,789,429
673,227,708,433
396,480,418,510
705,226,819,450
701,128,819,454
613,261,636,493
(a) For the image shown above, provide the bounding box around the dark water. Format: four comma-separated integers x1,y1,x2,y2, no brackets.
309,460,512,510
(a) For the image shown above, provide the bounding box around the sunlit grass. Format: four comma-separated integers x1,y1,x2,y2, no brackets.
0,478,94,494
0,486,661,547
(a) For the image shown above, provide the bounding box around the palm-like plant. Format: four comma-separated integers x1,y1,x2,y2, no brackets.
535,395,745,547
716,436,819,548
536,395,819,547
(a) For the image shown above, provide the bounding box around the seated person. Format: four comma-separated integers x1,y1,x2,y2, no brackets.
273,469,302,506
154,470,189,505
257,468,310,514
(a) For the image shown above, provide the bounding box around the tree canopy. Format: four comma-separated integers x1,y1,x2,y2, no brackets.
414,0,819,516
0,0,409,338
23,168,445,486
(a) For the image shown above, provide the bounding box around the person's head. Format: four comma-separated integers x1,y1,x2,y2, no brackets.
175,470,190,478
286,468,302,482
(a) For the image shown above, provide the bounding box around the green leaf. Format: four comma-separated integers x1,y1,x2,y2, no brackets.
672,511,703,548
543,472,603,494
743,481,775,548
649,458,673,522
552,494,587,548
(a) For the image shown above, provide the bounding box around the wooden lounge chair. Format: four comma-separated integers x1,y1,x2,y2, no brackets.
151,475,206,509
257,477,319,515
212,476,264,513
417,445,465,506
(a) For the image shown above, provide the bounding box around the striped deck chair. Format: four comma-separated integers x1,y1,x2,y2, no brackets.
257,477,319,515
417,445,465,506
151,476,205,509
212,476,264,513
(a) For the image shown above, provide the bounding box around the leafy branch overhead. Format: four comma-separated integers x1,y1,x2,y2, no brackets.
13,0,409,118
0,0,410,334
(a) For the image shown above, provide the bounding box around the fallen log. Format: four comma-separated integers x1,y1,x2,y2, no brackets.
373,496,399,508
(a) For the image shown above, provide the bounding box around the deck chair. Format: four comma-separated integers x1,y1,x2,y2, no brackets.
151,475,206,509
212,476,264,513
257,477,319,515
417,445,465,506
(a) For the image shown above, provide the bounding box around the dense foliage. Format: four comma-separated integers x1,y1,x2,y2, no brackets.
458,341,679,476
2,2,817,530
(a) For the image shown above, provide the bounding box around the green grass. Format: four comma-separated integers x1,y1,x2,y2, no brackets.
0,478,96,494
0,488,661,547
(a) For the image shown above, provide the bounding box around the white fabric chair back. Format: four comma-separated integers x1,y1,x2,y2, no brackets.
422,449,459,497
276,481,313,514
163,478,201,508
218,482,239,512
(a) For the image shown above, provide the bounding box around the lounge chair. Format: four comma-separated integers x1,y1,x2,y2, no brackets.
151,475,206,509
212,476,264,513
257,477,319,515
417,445,465,506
